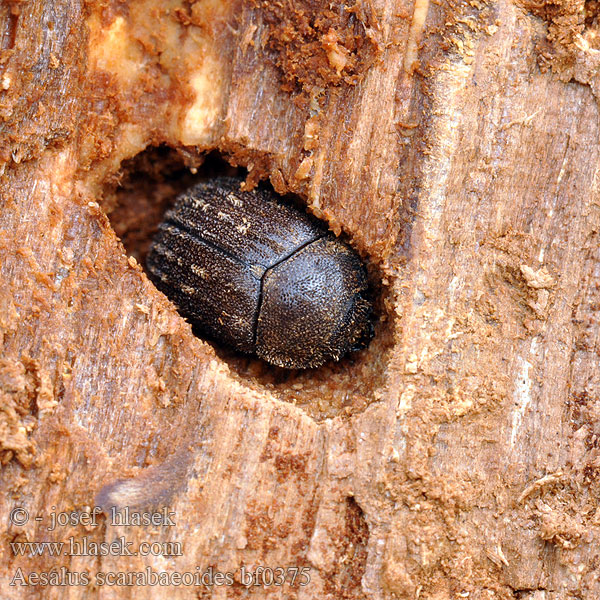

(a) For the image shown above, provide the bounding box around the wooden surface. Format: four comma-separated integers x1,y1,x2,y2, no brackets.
1,0,600,598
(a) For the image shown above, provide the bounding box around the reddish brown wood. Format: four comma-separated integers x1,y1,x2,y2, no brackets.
1,1,600,599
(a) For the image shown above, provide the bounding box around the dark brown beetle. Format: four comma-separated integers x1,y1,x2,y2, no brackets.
146,177,373,368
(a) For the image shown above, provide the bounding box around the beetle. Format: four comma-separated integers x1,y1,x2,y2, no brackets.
146,177,373,368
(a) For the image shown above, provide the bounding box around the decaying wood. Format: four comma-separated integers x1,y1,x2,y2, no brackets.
2,0,600,598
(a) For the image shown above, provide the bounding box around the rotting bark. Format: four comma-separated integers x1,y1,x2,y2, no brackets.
2,0,600,598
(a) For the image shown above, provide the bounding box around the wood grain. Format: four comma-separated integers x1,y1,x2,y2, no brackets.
1,0,600,598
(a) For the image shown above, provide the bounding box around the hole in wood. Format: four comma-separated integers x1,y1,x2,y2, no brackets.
104,145,394,419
